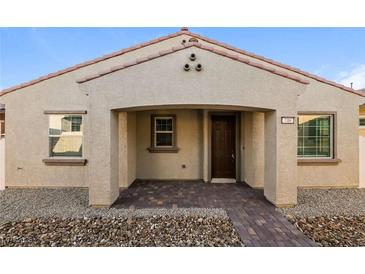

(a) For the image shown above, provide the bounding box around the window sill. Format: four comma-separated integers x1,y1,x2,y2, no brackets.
297,158,341,165
147,147,180,153
43,158,87,166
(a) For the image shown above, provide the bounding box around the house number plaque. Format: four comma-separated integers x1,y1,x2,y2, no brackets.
281,117,295,124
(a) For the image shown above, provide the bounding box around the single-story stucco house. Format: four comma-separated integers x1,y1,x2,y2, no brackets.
0,28,364,207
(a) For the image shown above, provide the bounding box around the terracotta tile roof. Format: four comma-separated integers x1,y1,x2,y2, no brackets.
183,31,364,97
1,28,364,97
76,42,310,85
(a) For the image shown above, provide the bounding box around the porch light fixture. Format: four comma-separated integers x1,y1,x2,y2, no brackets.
184,64,190,71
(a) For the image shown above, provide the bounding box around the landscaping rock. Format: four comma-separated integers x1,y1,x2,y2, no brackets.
278,188,365,218
0,188,227,225
287,215,365,247
0,216,243,247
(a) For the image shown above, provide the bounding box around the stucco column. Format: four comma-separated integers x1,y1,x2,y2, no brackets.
264,110,297,207
203,110,209,182
119,112,128,188
240,112,245,182
243,112,265,188
88,110,120,207
119,112,136,189
251,112,265,187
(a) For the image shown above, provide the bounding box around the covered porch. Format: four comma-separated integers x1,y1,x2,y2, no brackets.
89,104,299,208
117,106,267,187
80,43,307,208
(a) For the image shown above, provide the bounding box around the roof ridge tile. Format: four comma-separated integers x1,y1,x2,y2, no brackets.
77,43,309,85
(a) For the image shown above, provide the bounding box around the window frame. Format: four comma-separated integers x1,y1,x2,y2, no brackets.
148,114,178,153
48,114,84,158
359,115,365,128
297,112,337,162
0,120,4,138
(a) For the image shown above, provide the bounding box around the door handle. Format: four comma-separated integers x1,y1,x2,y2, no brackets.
231,153,235,160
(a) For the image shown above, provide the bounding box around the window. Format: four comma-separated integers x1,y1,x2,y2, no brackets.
149,115,177,152
297,114,334,159
0,120,4,138
49,115,83,157
360,116,365,128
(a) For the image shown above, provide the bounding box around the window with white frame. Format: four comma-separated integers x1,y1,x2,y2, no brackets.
297,114,334,159
151,115,176,148
49,115,83,157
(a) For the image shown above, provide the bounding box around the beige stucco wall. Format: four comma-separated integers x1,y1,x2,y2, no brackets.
0,34,193,188
0,31,363,206
0,85,88,187
119,112,137,188
136,109,202,180
243,112,265,188
81,46,303,206
359,105,365,137
194,36,364,189
297,82,363,188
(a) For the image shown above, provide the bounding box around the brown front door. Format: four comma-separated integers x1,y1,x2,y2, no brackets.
211,115,236,178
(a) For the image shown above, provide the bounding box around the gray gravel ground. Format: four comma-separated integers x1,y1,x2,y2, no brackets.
0,188,242,247
278,188,365,217
0,188,227,224
0,216,242,247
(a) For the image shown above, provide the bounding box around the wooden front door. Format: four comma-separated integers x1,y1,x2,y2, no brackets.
211,115,236,178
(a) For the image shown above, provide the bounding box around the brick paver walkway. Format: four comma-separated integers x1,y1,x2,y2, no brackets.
114,180,317,247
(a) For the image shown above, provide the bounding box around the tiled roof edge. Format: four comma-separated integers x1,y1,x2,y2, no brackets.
185,31,363,97
0,30,189,97
1,29,363,98
76,42,310,85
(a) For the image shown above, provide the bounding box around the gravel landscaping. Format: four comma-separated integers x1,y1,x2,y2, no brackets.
287,215,365,247
0,216,242,247
278,188,365,247
278,188,365,217
0,188,243,247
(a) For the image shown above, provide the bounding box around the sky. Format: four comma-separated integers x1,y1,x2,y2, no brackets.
1,27,365,90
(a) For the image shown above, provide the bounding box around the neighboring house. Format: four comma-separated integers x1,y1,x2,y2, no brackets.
358,89,365,187
0,104,4,137
0,103,5,190
0,28,364,207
